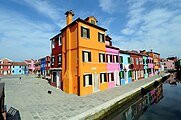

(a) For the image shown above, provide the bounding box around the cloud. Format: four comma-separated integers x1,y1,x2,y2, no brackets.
114,0,181,58
98,0,124,14
12,0,66,28
0,8,56,61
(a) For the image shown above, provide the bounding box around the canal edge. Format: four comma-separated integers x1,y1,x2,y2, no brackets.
69,73,170,120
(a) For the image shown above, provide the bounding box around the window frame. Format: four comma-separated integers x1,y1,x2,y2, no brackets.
82,51,91,62
99,53,105,63
58,36,62,46
98,32,105,42
100,73,107,83
108,73,114,82
52,39,55,48
83,74,92,87
58,54,62,65
81,26,90,39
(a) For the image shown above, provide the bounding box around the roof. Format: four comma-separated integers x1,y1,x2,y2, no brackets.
0,58,12,62
50,33,61,40
106,45,119,50
85,16,98,22
146,51,160,55
0,83,5,97
119,50,143,56
12,62,27,66
106,35,112,41
60,18,107,32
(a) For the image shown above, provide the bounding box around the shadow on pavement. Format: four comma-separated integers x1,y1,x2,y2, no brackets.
7,107,21,120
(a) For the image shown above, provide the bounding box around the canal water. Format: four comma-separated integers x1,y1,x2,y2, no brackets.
104,72,181,120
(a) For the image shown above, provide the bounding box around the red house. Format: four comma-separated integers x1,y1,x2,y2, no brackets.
129,51,144,81
45,56,51,79
50,33,62,89
0,58,12,76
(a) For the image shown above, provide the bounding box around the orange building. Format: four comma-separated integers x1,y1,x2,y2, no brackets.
61,10,108,96
147,51,160,73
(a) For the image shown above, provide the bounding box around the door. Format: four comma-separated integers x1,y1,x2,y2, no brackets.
56,72,60,88
4,71,7,75
93,73,99,92
125,71,128,84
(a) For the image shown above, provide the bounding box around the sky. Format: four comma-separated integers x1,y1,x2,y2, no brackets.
0,0,181,61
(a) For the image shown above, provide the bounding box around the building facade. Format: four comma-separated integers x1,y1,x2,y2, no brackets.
119,50,132,85
106,45,120,88
0,58,12,76
24,60,36,74
50,33,62,89
11,62,28,75
147,56,154,77
147,51,160,73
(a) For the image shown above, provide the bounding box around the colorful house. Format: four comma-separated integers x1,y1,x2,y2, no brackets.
40,57,46,78
129,51,144,81
24,60,36,74
60,10,107,96
0,58,12,76
119,50,132,85
147,51,160,73
11,62,28,75
105,36,120,88
34,61,40,76
140,50,148,78
50,33,62,89
147,56,154,77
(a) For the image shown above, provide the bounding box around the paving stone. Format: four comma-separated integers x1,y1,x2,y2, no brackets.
1,73,168,119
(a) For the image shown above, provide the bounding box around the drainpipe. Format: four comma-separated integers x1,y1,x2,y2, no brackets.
76,21,80,96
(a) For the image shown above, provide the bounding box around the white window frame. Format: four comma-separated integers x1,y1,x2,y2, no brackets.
83,73,92,87
52,39,55,48
100,72,106,83
58,54,62,65
58,36,62,46
99,53,105,63
51,56,55,65
82,50,91,62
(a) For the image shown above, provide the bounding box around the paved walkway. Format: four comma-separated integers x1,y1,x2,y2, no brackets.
1,73,169,120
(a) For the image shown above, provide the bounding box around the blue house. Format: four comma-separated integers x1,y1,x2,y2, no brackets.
12,62,28,75
119,50,132,85
40,57,46,77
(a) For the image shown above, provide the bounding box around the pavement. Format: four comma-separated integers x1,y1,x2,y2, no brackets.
0,73,169,120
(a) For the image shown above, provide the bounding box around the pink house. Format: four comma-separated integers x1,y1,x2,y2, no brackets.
162,59,175,70
24,59,36,74
106,36,120,88
147,56,154,77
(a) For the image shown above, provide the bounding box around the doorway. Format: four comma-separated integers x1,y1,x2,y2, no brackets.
93,73,99,92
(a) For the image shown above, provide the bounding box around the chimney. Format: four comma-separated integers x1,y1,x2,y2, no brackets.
65,10,74,25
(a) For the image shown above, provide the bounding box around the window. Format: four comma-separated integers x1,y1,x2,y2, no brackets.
51,56,55,65
108,73,114,82
99,53,105,62
98,32,105,42
91,20,95,24
82,51,91,62
52,72,56,82
20,66,21,68
19,70,21,73
13,66,14,68
58,54,62,64
119,71,124,79
120,56,123,63
136,58,139,65
107,54,113,63
100,73,107,83
83,74,92,87
128,71,132,77
139,58,143,64
58,36,62,46
81,26,90,38
52,39,55,48
113,55,118,63
131,58,134,64
128,57,131,64
143,59,145,64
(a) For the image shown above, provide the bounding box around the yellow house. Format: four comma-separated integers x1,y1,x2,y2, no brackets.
147,51,160,73
61,10,108,96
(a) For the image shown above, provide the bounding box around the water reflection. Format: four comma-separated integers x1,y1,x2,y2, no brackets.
105,84,163,120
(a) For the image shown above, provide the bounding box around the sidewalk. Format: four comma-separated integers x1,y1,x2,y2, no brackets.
1,73,169,120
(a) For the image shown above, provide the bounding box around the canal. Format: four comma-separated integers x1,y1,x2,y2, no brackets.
104,72,181,120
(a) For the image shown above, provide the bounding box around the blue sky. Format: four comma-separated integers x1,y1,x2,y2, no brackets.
0,0,181,61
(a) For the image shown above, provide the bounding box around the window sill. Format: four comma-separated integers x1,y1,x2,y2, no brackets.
84,85,92,87
82,37,90,40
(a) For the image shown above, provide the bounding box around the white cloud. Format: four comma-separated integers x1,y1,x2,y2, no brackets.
98,0,122,14
115,0,181,58
0,8,56,61
13,0,66,28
